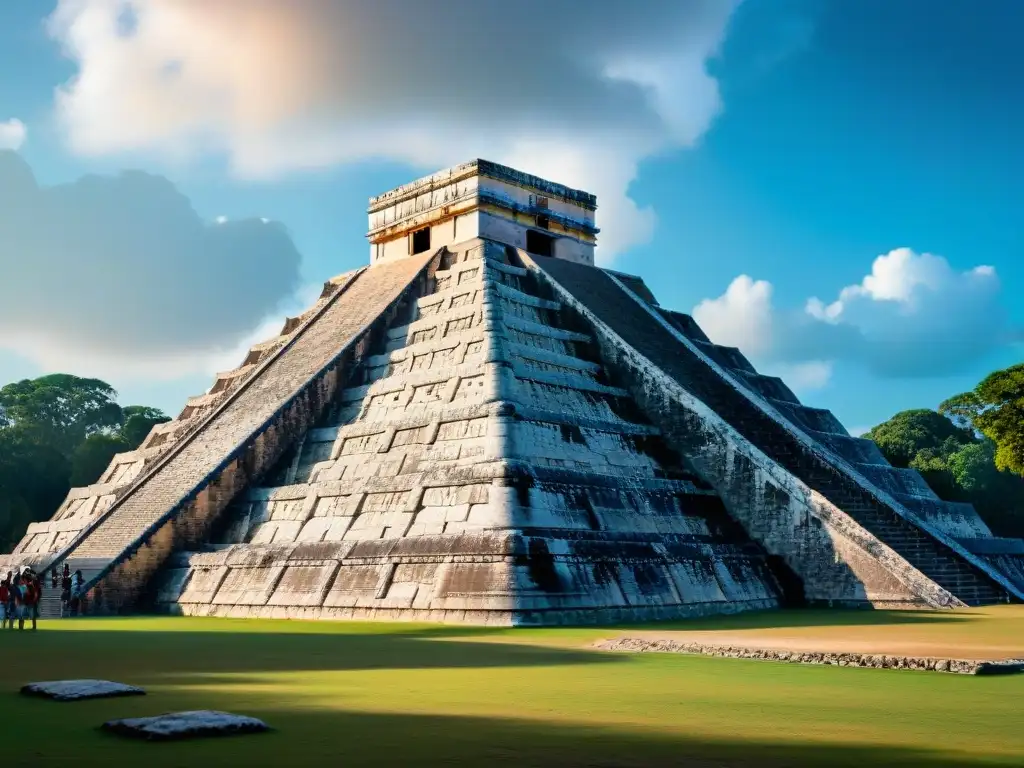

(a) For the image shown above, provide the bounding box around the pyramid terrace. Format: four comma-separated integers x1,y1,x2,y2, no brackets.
4,160,1023,625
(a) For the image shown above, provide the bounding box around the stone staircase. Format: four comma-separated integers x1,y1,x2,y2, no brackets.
526,253,1016,607
33,559,110,619
146,241,785,624
34,252,438,615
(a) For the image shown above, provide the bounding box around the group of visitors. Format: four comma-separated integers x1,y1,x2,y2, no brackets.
0,563,86,630
1,568,42,630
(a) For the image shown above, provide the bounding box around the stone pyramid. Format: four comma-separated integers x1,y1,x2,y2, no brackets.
6,160,1022,624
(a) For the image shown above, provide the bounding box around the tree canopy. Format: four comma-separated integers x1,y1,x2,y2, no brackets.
940,363,1024,478
863,408,975,469
0,374,123,457
0,374,169,549
120,405,172,449
865,382,1024,540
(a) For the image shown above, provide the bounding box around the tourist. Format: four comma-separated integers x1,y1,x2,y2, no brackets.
0,574,9,629
11,574,24,630
50,568,58,591
4,571,15,630
61,565,72,617
21,571,39,631
70,569,84,617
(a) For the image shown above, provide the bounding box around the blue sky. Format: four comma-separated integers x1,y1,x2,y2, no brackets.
0,0,1020,434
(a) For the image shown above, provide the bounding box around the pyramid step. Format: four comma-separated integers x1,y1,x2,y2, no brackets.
18,161,1013,626
525,252,1019,607
49,254,436,612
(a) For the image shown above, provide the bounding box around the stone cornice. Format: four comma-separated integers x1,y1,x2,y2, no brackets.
367,159,597,213
367,188,599,243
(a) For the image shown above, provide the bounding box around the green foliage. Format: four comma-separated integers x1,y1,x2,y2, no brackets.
70,432,131,487
0,373,122,456
0,494,33,553
941,363,1024,477
120,405,171,449
0,374,168,549
0,425,71,550
866,399,1024,538
863,409,974,468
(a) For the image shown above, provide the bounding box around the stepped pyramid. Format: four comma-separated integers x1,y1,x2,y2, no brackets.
5,160,1023,624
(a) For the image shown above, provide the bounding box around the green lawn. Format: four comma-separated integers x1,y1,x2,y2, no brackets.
2,610,1022,767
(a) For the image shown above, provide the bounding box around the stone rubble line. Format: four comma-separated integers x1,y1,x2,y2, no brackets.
596,637,1024,675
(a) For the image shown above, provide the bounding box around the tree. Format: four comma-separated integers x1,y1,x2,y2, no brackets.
0,494,34,553
0,425,71,550
0,373,169,549
120,405,171,449
947,441,999,494
865,405,1024,539
0,374,123,457
863,409,974,468
941,363,1024,477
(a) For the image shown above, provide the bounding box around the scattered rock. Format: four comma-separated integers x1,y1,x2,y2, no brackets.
595,639,1024,676
21,680,146,702
102,710,269,741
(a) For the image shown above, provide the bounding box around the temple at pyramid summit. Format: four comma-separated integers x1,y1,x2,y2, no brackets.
5,159,1023,624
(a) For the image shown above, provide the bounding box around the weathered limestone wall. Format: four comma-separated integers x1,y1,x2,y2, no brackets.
3,269,364,577
653,306,1024,601
523,251,963,609
54,254,436,614
152,239,782,625
476,210,593,266
655,309,1010,555
368,160,597,265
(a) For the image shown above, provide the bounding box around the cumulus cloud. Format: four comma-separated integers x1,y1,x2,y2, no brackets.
0,119,26,150
0,150,302,379
692,274,774,356
692,274,835,391
46,0,741,259
693,248,1018,390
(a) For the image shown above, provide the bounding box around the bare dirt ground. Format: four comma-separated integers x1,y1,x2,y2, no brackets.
595,606,1024,661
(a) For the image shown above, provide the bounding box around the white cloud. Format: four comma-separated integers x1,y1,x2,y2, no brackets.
0,119,26,150
692,274,774,356
693,248,1017,389
693,274,834,392
46,0,741,261
0,151,303,380
770,361,834,391
806,247,997,321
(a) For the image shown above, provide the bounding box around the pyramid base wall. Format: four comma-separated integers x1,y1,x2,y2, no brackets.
145,530,786,626
161,596,779,626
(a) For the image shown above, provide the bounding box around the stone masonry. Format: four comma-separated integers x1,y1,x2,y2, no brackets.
4,160,1021,624
525,252,1023,606
154,239,781,624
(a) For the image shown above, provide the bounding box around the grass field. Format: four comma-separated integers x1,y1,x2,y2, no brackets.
2,608,1022,767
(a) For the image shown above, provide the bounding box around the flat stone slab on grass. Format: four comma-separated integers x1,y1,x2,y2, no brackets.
102,711,269,741
21,680,146,702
